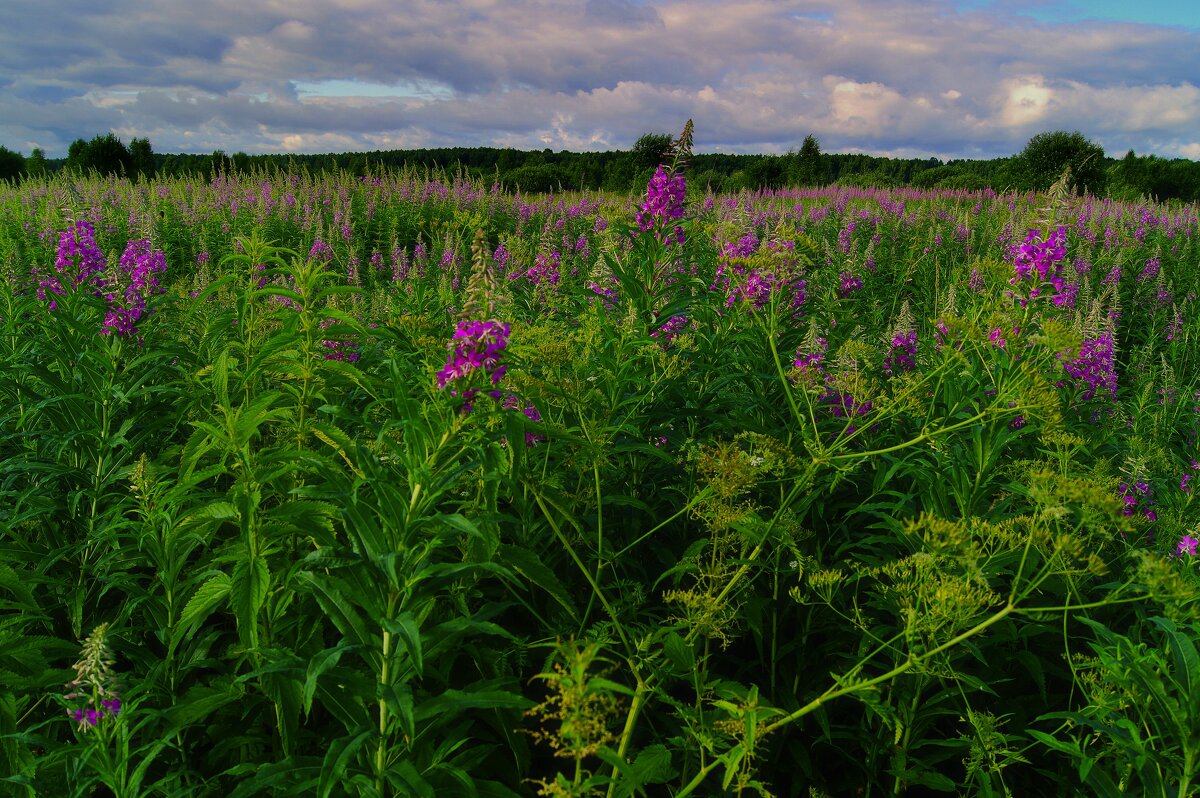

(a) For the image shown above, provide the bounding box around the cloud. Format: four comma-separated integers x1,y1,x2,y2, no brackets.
1,0,1197,161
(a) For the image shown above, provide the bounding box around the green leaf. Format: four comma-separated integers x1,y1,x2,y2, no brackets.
163,679,245,735
317,730,372,798
605,744,677,798
413,687,532,722
384,612,425,678
381,682,416,744
294,572,372,648
498,544,579,623
304,644,353,715
231,554,270,649
173,572,231,647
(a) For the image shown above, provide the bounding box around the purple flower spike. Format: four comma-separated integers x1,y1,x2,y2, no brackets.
437,319,511,407
636,165,686,246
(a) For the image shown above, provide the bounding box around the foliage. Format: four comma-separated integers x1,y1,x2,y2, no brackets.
0,146,25,182
1,134,1199,796
31,130,1200,200
66,133,135,178
1019,130,1108,196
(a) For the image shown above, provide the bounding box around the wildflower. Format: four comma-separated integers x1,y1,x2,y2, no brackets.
883,328,917,377
1009,225,1068,304
969,268,984,293
99,239,167,338
838,272,862,298
319,318,360,362
1138,257,1160,283
635,165,686,246
1059,330,1117,401
502,394,544,446
651,314,688,347
308,239,334,264
64,623,121,731
436,319,510,408
39,220,106,310
1178,535,1198,556
793,338,828,383
523,249,561,286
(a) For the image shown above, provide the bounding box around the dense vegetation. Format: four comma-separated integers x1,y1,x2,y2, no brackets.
3,127,1200,202
2,124,1200,796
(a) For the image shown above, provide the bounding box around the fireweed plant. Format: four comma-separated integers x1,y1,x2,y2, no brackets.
0,128,1199,796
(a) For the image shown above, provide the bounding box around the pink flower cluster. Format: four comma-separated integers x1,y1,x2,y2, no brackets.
838,272,862,298
436,319,511,408
1010,226,1072,305
883,329,917,377
635,165,686,246
792,340,874,434
502,394,544,447
1059,331,1117,402
38,222,166,339
99,239,167,337
651,314,688,347
37,220,106,310
71,697,121,728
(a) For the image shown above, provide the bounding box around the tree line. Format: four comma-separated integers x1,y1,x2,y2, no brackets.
1,129,1199,202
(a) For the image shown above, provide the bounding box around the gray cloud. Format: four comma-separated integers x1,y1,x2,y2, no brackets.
1,0,1197,160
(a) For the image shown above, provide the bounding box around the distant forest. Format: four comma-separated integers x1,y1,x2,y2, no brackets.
2,130,1199,203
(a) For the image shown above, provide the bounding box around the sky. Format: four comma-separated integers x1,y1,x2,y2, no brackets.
2,0,1198,162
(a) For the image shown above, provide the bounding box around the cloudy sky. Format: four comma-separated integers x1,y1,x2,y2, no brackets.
2,0,1198,161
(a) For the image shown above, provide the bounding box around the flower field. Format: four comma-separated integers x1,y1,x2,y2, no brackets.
2,132,1200,796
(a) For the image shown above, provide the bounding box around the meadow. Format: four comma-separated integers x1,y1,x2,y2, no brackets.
2,128,1199,796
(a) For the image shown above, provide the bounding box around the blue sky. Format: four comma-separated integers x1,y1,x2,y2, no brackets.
968,0,1200,28
1,0,1197,161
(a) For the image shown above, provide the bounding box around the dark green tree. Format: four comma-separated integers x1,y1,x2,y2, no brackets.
66,133,134,176
26,147,47,178
1018,130,1106,195
66,138,88,170
129,137,155,180
790,134,825,186
631,132,672,171
0,146,26,181
745,155,785,189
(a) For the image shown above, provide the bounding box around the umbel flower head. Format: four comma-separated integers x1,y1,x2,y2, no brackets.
63,623,121,730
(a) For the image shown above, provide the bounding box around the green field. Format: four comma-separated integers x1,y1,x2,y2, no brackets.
2,154,1199,796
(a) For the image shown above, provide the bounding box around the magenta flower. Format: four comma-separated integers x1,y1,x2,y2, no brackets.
437,319,511,409
308,239,335,264
651,314,688,347
1009,226,1069,305
883,328,917,377
1059,330,1117,401
838,272,862,298
502,394,544,446
98,239,167,338
1178,535,1198,556
635,165,686,246
39,220,106,310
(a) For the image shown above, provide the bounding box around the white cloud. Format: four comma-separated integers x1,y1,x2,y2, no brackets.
998,76,1054,127
1,0,1198,160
